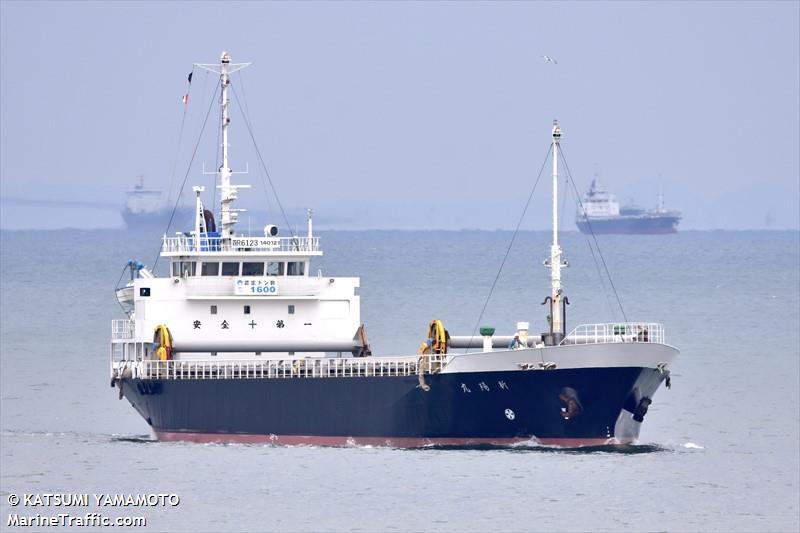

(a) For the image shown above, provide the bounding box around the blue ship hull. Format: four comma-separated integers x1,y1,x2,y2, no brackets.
576,215,681,235
119,366,668,447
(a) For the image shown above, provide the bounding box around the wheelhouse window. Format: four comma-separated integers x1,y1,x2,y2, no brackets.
221,262,240,276
241,262,264,276
266,261,284,276
172,261,196,277
201,262,219,276
287,261,305,276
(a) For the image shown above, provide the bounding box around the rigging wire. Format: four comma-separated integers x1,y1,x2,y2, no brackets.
213,71,221,215
587,238,618,321
236,70,253,122
229,82,297,238
113,265,130,314
558,146,628,321
236,71,277,227
166,67,194,208
566,182,618,319
464,145,553,352
163,69,195,232
151,82,221,272
559,171,568,237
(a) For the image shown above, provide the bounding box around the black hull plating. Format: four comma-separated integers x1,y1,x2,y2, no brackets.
120,367,667,445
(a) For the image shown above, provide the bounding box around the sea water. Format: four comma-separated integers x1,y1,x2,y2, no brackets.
1,229,798,532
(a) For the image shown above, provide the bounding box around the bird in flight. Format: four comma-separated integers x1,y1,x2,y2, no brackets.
542,55,558,65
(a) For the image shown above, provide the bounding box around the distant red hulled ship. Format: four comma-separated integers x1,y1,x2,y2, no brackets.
576,179,681,235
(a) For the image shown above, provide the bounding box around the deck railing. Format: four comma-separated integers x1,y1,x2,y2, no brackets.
562,322,665,345
111,319,135,340
161,235,320,254
113,354,447,381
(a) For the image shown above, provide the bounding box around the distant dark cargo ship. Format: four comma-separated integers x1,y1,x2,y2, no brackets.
575,179,682,235
122,176,193,231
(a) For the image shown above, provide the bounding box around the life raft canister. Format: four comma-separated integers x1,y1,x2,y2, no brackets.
153,324,173,361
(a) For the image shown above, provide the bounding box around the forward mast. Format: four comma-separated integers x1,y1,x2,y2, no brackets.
547,120,568,339
194,51,252,239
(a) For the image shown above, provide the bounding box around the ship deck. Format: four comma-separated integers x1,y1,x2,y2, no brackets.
111,322,668,382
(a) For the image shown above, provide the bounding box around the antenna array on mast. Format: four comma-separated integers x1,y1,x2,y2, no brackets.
194,52,252,239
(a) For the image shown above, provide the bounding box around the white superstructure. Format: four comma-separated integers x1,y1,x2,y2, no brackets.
576,178,621,218
124,176,164,215
116,52,364,361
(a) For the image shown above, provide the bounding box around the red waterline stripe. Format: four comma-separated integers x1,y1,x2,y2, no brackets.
155,431,622,448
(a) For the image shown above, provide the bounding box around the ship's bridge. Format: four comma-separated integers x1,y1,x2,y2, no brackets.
161,232,323,290
578,179,620,218
161,233,321,257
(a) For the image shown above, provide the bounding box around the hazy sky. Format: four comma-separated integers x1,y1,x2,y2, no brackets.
1,1,798,230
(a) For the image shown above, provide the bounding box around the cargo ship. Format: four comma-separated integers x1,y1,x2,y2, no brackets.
121,176,193,231
109,52,678,447
575,179,682,234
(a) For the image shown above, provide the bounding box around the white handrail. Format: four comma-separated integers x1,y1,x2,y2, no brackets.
111,353,448,381
111,319,134,340
161,235,320,254
562,322,665,345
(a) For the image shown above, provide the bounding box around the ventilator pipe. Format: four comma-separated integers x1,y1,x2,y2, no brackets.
479,326,496,352
172,339,362,354
448,336,539,349
482,335,492,352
